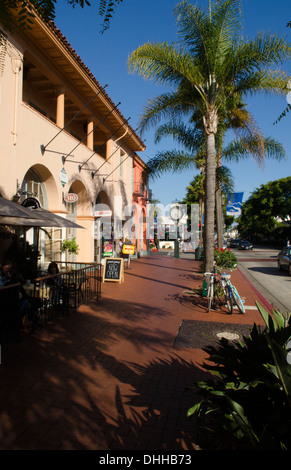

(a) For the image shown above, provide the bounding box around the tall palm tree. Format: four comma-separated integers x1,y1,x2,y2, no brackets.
128,0,290,273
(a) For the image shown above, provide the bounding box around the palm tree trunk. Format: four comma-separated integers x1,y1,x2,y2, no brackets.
203,109,217,274
216,156,223,249
204,132,216,273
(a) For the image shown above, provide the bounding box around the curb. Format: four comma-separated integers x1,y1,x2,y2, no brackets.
238,266,274,312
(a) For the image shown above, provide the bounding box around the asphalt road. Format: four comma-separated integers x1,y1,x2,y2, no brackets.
235,245,291,314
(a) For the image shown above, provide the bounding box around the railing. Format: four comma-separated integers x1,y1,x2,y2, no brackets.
133,183,152,200
32,262,101,314
0,263,102,343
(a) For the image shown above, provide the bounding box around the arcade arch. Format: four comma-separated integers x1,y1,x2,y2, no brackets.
20,165,61,267
94,190,113,262
64,179,91,263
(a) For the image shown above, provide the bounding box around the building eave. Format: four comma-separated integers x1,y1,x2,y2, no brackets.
11,8,145,153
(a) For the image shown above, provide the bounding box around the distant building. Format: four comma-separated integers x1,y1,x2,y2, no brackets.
132,154,152,256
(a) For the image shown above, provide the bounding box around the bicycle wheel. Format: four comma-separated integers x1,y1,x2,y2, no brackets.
225,286,233,314
207,283,213,312
216,284,233,314
231,285,245,314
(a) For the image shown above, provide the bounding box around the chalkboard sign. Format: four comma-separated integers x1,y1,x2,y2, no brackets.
103,258,124,283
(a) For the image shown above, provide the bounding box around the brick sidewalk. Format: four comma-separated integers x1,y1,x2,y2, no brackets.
0,254,267,450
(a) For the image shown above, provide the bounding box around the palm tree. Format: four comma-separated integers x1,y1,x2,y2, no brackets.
128,0,290,273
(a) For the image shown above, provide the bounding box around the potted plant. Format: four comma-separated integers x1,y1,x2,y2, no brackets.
62,237,79,256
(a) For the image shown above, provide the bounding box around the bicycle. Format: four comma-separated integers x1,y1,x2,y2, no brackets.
204,264,245,314
215,272,233,314
204,269,221,313
217,265,245,314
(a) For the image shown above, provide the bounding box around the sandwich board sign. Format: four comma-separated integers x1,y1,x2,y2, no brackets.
103,258,124,283
122,244,135,255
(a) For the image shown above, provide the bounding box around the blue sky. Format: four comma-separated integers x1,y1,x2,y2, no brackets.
54,0,291,207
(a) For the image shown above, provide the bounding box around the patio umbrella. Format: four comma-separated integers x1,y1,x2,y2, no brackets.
0,197,42,218
32,208,84,229
0,199,84,229
0,215,83,228
0,212,84,228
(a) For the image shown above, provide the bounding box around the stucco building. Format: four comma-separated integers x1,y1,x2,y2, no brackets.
0,8,151,267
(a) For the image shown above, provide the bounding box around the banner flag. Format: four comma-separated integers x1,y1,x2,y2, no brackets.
226,192,244,216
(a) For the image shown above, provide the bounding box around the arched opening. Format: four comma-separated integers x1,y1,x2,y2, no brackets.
63,180,91,263
93,190,113,262
20,165,60,270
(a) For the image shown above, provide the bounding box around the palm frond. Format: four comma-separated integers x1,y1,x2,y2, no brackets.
223,135,286,165
146,149,198,179
174,1,210,60
209,0,242,69
227,33,291,88
273,103,291,124
216,164,235,197
128,41,199,88
138,90,199,133
154,120,204,152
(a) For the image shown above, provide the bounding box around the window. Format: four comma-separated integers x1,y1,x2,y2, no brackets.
44,227,63,264
64,190,77,263
21,168,46,207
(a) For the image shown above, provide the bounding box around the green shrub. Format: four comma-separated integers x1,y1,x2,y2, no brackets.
214,247,237,269
188,303,291,450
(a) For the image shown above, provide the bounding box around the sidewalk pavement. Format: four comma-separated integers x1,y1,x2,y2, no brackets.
0,253,269,451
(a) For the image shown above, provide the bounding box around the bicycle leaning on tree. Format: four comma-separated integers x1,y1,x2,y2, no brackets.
204,263,245,314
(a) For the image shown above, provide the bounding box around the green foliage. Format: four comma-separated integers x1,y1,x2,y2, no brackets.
0,1,123,36
99,0,123,32
0,0,57,33
239,177,291,242
62,237,79,255
188,303,291,449
214,247,237,269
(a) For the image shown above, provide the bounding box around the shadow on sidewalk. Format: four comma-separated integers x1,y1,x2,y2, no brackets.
105,354,208,450
0,296,214,450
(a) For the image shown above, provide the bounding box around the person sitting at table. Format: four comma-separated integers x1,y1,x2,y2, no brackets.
47,262,62,287
47,262,62,304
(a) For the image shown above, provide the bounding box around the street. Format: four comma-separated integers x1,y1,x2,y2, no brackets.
235,245,291,314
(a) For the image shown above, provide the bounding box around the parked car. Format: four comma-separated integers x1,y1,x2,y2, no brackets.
228,238,241,248
239,240,253,250
277,247,291,275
